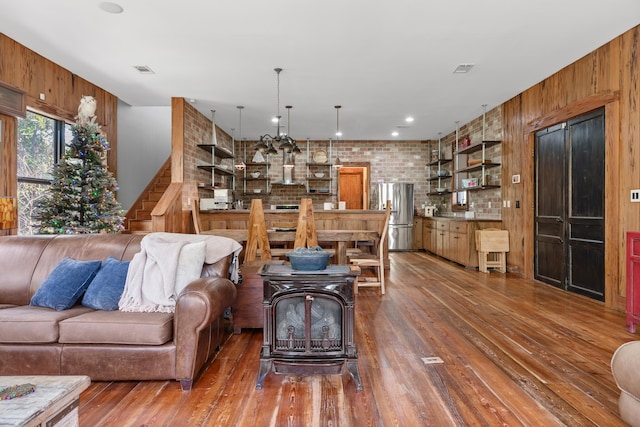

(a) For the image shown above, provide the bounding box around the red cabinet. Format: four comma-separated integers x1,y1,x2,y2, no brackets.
626,232,640,332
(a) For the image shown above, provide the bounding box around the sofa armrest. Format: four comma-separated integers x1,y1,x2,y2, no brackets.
174,276,237,385
612,341,640,396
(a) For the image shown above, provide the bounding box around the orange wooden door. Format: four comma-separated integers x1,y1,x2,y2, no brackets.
338,168,364,209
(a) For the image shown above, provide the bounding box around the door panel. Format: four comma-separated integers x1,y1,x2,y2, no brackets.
566,110,605,299
535,124,565,288
534,108,605,301
338,169,363,209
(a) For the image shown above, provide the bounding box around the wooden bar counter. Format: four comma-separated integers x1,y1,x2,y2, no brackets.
199,209,387,233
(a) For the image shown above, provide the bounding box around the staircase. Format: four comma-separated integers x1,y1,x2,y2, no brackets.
124,158,172,234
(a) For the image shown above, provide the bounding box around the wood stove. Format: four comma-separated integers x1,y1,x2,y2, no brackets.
256,264,362,391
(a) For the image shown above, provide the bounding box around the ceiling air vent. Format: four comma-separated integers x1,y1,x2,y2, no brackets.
133,65,155,74
453,63,474,74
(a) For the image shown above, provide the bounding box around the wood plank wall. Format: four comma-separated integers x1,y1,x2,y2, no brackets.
501,25,640,311
0,34,119,199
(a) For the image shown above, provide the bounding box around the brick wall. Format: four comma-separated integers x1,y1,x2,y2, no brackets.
181,105,504,215
425,106,502,219
234,139,430,210
182,104,235,206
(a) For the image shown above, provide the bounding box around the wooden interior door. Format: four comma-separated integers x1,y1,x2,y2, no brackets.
535,108,605,301
338,168,364,209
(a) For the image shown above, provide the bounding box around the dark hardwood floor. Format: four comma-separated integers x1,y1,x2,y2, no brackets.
78,251,634,426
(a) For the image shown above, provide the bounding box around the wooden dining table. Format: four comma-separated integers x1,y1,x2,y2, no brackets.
201,228,380,265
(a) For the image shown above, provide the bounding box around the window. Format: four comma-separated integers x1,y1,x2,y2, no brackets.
17,111,72,234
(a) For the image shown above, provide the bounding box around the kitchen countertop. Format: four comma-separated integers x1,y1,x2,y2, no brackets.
418,216,501,222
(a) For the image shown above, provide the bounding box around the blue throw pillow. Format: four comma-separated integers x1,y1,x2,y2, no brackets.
30,257,102,311
81,257,130,311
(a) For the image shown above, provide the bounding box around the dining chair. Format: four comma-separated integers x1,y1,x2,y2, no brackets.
294,198,319,248
244,199,289,264
349,201,391,295
191,199,202,235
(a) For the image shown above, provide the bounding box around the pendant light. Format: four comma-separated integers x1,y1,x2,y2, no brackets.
235,106,246,170
333,105,343,168
258,67,296,153
210,110,217,145
286,105,302,155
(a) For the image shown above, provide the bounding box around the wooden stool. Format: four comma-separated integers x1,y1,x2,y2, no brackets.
475,229,509,273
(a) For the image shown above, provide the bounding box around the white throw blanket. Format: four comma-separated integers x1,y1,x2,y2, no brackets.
118,232,242,313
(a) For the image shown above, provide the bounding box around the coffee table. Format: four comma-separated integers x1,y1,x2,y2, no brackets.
0,375,90,427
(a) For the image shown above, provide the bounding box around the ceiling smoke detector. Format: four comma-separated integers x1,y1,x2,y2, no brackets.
453,64,475,74
133,65,155,74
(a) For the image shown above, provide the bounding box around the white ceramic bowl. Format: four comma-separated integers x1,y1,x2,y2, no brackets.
253,189,262,193
314,172,325,178
250,171,260,178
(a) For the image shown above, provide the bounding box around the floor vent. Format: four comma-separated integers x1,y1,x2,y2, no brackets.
422,356,444,365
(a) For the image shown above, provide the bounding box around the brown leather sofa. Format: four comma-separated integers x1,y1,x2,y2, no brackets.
0,233,236,391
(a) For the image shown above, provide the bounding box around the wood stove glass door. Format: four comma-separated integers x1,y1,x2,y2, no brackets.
274,293,343,355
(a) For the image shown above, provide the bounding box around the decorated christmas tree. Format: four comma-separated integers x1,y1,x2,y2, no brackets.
35,96,124,234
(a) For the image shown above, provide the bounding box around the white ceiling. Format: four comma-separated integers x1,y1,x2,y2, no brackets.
1,0,639,141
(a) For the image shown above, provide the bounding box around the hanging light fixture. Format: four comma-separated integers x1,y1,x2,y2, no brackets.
235,106,246,170
285,105,302,155
333,105,343,168
210,110,217,145
258,67,296,153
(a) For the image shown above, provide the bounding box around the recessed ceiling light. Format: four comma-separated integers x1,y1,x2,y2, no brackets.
391,131,399,137
405,117,414,123
336,132,343,137
133,65,155,74
453,63,474,73
99,2,123,14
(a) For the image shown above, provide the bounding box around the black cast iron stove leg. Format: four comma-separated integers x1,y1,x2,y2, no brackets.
346,360,363,391
256,359,272,390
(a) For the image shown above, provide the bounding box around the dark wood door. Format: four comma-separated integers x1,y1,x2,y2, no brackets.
535,108,605,301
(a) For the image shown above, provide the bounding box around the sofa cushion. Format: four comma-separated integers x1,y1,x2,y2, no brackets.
30,257,102,310
0,305,94,343
81,257,130,311
59,311,173,345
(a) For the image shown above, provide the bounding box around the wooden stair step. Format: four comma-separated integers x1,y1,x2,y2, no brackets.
135,211,152,220
146,191,164,202
129,219,152,232
141,200,157,211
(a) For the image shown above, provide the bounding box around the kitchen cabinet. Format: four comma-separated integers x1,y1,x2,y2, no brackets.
435,221,450,259
422,218,435,253
423,218,501,269
413,217,423,250
449,221,469,266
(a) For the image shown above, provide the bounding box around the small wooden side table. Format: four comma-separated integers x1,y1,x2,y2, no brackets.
0,375,90,427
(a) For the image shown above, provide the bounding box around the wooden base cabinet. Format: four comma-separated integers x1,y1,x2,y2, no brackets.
413,217,423,250
422,219,435,253
423,218,500,269
232,264,265,333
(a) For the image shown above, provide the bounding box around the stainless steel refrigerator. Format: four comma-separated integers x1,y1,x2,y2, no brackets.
378,182,414,251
